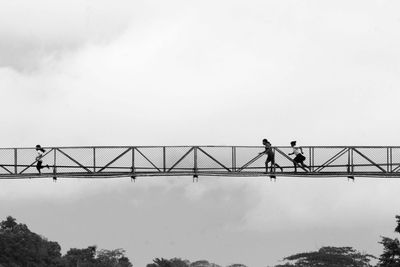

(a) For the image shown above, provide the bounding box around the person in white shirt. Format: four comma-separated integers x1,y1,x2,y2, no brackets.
288,141,308,172
35,145,49,174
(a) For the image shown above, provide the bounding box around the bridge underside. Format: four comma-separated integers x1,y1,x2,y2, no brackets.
1,172,399,180
1,146,400,179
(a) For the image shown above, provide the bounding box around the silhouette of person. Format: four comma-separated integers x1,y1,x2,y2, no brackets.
288,141,308,172
35,145,49,174
259,139,283,173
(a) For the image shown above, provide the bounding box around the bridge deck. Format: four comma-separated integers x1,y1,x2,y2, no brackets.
0,146,399,179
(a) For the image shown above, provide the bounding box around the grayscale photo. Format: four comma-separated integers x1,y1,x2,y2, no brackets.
1,1,400,266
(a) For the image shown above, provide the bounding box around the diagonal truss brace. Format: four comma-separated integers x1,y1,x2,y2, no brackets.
313,148,349,172
0,165,13,174
353,148,386,173
135,148,162,172
197,147,231,172
167,147,194,172
237,153,264,172
97,148,132,173
57,149,92,173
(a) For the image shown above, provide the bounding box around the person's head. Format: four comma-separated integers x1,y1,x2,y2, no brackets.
262,139,268,145
290,141,296,147
36,145,45,152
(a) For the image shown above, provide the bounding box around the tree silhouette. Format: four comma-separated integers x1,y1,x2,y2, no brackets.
0,216,133,267
0,216,63,267
62,246,133,267
147,258,174,267
378,215,400,266
276,246,375,267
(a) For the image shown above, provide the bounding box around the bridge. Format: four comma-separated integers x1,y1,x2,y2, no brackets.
0,146,400,180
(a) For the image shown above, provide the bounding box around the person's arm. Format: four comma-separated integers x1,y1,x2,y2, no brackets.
300,147,304,154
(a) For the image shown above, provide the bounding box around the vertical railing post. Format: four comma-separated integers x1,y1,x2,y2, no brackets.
387,147,390,173
351,147,354,173
53,148,57,178
93,147,96,172
163,147,166,173
14,148,17,174
232,146,236,172
194,146,198,175
390,147,393,173
309,147,312,172
312,147,315,172
347,147,352,174
131,147,135,174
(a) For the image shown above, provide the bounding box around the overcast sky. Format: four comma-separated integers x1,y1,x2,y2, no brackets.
1,0,400,266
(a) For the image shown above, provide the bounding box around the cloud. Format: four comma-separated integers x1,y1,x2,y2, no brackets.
236,178,400,233
0,0,136,71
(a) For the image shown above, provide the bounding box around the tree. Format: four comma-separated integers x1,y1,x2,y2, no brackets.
276,246,375,267
0,216,63,267
190,260,222,267
378,215,400,266
0,216,134,267
0,216,17,230
146,258,190,267
97,248,133,267
62,246,133,267
170,258,190,267
147,258,173,267
62,246,98,267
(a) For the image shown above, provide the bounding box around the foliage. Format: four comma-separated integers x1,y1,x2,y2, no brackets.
146,258,226,267
62,246,98,266
62,247,133,267
0,216,133,267
146,258,175,267
0,216,63,267
189,260,222,267
97,248,133,267
378,215,400,266
275,246,375,267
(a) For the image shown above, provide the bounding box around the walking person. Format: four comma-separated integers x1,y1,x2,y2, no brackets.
35,145,49,174
288,141,308,172
259,139,283,173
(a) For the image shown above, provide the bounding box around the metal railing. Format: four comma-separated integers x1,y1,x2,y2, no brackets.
1,146,400,179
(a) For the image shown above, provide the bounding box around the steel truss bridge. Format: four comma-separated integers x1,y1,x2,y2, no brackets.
1,146,400,180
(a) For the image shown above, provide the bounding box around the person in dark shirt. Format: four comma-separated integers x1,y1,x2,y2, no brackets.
259,139,283,173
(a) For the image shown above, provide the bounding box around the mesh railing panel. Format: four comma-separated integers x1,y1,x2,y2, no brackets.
0,146,399,177
197,147,232,172
165,147,194,172
0,149,14,174
56,148,93,173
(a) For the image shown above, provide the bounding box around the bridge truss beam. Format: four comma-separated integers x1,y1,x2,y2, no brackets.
0,146,399,179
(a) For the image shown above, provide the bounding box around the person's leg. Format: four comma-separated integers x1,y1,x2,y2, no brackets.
300,161,309,171
36,161,42,174
270,157,275,172
265,159,270,173
275,163,283,172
